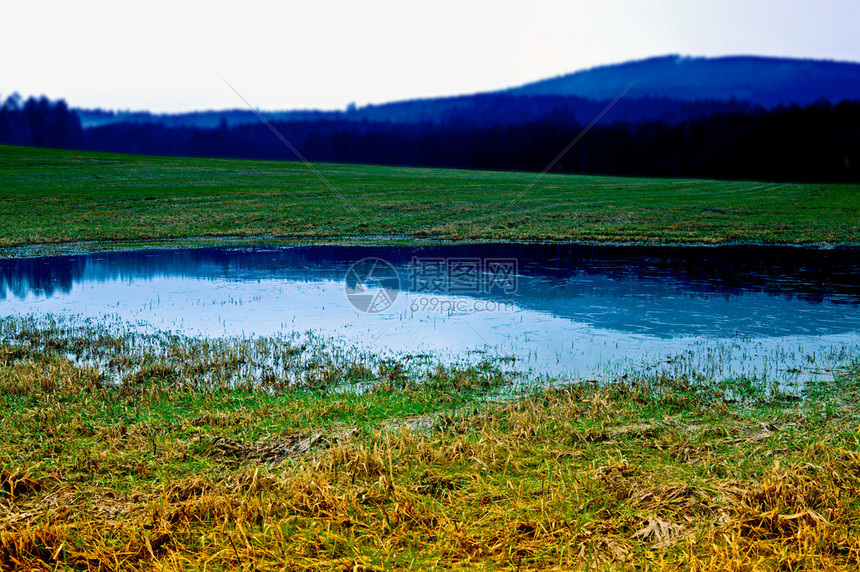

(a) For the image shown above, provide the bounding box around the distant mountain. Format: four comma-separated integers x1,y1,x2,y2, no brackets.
507,55,860,107
9,54,859,182
73,55,859,131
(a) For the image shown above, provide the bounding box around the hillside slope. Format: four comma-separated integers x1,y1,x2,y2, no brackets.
508,55,860,106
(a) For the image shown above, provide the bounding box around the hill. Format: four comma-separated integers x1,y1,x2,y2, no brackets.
507,55,860,107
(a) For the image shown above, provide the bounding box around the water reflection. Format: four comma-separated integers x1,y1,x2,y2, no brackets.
1,244,858,380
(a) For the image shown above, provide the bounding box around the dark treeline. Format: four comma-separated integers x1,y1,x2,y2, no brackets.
75,94,759,129
295,102,860,182
0,94,83,149
1,93,857,182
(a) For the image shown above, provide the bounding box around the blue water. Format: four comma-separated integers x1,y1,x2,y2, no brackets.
1,243,858,384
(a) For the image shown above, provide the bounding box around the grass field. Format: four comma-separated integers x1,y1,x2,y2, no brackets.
2,319,860,570
1,144,859,248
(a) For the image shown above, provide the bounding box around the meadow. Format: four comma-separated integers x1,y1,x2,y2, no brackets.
1,144,859,249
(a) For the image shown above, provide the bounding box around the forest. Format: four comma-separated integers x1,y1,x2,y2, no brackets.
1,92,857,182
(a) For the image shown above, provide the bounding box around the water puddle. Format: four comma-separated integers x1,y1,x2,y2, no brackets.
1,243,858,385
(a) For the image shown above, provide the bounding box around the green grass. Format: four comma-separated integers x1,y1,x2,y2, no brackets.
1,144,858,248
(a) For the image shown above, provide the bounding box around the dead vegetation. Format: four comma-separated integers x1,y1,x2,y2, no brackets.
1,336,859,570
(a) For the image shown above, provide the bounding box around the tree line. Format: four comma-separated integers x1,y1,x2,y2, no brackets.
1,93,857,182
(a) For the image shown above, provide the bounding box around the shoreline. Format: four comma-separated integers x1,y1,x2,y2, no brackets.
3,234,860,259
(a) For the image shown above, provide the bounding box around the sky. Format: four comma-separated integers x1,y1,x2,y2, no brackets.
1,0,859,113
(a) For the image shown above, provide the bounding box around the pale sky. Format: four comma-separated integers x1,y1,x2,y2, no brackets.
1,0,858,113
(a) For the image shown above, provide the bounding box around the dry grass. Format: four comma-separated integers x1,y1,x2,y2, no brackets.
1,338,860,570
